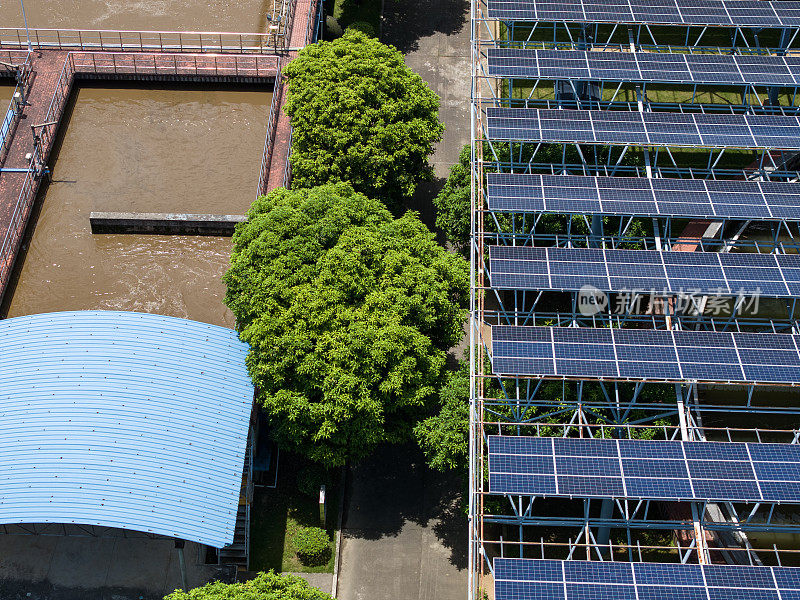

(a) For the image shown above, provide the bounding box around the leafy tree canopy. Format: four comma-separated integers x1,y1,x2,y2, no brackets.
414,358,469,473
224,183,469,468
434,142,648,249
164,571,333,600
283,30,444,208
432,145,471,253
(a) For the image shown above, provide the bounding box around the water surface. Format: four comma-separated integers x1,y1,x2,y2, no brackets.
0,0,276,33
0,84,14,107
6,84,271,327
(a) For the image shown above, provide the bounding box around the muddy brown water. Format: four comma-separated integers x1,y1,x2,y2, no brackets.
5,84,271,327
0,84,13,107
0,0,276,33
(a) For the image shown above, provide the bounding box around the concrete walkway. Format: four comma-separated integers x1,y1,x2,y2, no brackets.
286,572,334,594
336,444,467,600
382,0,470,225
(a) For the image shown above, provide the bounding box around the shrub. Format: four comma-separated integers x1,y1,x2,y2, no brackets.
346,21,376,37
295,527,331,566
297,466,326,497
325,15,343,37
163,570,333,599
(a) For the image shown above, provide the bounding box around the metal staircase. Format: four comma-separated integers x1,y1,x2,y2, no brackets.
218,428,254,571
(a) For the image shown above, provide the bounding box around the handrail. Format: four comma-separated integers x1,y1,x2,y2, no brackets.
0,167,36,294
256,59,283,196
0,51,32,162
282,127,293,189
304,0,321,46
0,50,282,298
271,0,320,192
69,51,281,79
37,53,74,155
0,26,289,54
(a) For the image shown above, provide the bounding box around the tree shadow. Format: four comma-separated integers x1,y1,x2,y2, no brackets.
340,443,468,569
380,0,469,54
402,176,447,244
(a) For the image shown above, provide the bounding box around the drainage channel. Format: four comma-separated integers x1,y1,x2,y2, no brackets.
2,82,272,328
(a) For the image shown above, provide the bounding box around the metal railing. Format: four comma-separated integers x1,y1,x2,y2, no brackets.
0,167,35,294
0,27,288,54
70,51,281,80
256,60,284,196
304,0,321,46
282,128,293,188
37,54,74,155
0,51,32,161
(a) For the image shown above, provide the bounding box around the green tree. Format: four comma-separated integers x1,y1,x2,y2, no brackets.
432,145,471,253
435,142,647,248
283,30,444,208
414,358,469,472
224,183,469,468
164,571,332,600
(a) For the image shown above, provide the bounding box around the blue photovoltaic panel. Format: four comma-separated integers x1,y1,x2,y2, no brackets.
486,107,800,150
488,435,800,502
493,559,800,600
486,173,800,220
486,0,800,27
488,245,800,297
491,325,800,384
488,48,800,87
0,311,254,549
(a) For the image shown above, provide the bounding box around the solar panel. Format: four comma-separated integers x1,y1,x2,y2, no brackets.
493,559,800,600
488,48,800,87
487,0,800,28
491,325,800,384
488,245,800,297
486,173,800,220
488,436,800,502
486,107,800,150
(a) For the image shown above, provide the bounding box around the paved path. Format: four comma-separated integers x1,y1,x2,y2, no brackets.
337,444,467,600
286,572,333,594
382,0,470,225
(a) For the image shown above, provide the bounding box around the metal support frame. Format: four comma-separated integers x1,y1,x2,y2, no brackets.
469,1,800,598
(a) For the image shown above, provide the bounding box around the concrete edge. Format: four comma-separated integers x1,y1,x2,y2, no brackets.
89,211,246,236
330,465,347,598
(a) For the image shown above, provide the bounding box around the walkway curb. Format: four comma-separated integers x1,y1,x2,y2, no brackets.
331,465,347,598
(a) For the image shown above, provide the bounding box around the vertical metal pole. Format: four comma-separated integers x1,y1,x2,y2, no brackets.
19,0,32,52
175,540,189,592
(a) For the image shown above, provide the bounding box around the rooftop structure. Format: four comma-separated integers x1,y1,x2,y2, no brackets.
0,311,254,549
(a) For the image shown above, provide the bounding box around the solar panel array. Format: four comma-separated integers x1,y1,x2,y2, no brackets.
488,435,800,502
492,325,800,384
487,107,800,149
487,0,800,28
487,173,800,219
494,558,800,600
489,48,800,87
489,245,800,297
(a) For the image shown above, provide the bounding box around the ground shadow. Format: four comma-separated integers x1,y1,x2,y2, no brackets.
402,176,446,243
341,442,468,569
380,0,469,54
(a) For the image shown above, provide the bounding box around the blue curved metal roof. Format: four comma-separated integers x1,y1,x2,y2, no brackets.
0,311,254,548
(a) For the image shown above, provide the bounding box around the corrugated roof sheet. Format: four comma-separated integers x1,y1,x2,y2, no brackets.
0,311,254,548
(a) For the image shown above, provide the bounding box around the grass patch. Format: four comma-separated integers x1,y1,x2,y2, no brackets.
328,0,382,38
249,453,340,573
